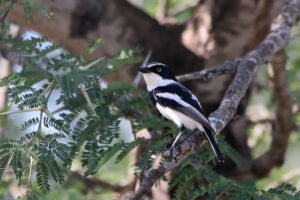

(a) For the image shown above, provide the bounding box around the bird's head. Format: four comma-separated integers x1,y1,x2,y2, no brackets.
137,62,176,91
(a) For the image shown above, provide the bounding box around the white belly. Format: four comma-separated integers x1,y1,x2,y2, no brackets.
156,103,204,131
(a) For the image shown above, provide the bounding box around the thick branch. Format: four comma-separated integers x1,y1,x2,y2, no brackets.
130,1,300,199
130,131,205,200
209,0,299,133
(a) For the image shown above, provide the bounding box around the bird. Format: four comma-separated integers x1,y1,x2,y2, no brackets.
137,62,224,162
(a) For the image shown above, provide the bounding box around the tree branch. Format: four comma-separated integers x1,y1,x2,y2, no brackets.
208,0,299,133
130,1,300,199
130,130,205,200
71,172,134,193
176,58,240,82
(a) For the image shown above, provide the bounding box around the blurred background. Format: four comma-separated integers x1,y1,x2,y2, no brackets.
0,0,300,199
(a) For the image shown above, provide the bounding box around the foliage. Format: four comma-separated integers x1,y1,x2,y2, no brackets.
170,153,300,200
0,30,157,196
132,0,196,23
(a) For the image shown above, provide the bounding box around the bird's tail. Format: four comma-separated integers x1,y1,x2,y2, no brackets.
200,126,224,163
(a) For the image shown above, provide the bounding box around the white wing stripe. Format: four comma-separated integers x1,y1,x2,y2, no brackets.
155,92,210,125
191,94,203,109
155,92,190,107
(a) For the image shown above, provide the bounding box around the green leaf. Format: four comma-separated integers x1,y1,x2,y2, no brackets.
84,38,103,55
21,117,39,131
0,73,19,87
22,0,53,21
218,136,243,166
44,154,65,184
97,142,124,169
116,138,143,163
12,150,23,181
36,161,50,193
0,154,12,180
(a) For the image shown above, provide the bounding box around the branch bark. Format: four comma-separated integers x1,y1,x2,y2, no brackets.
72,172,134,193
176,58,240,82
208,0,299,133
130,1,300,199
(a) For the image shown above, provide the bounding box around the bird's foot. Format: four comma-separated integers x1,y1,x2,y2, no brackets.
165,137,175,149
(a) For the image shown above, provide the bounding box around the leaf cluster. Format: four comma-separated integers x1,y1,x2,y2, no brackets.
170,158,300,200
0,32,154,196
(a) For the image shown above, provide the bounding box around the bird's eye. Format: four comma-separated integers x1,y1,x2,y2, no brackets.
157,68,162,72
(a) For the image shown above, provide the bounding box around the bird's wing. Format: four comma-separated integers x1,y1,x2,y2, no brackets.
153,91,214,132
154,83,205,116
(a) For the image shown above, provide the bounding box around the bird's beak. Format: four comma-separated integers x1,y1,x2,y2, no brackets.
137,67,150,73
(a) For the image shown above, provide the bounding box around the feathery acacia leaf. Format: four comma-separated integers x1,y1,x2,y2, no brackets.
0,73,19,87
36,161,50,193
11,150,23,181
0,154,12,180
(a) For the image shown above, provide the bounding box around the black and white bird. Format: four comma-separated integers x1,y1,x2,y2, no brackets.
137,62,224,162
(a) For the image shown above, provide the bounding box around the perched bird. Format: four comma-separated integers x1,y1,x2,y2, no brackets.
137,62,224,162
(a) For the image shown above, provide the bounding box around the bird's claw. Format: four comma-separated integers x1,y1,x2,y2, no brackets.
165,137,176,149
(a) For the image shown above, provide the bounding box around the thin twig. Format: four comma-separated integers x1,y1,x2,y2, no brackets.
36,109,43,136
43,83,55,119
71,172,134,193
27,156,34,192
0,107,40,115
81,57,105,70
43,108,55,119
176,58,240,82
38,79,55,101
134,49,152,87
79,83,97,117
156,0,167,22
27,110,43,146
51,106,65,114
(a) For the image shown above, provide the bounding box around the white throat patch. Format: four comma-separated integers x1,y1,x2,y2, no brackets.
142,73,175,91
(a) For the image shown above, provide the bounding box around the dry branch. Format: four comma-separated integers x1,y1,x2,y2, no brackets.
130,1,300,199
209,0,299,133
176,58,240,82
72,172,133,193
